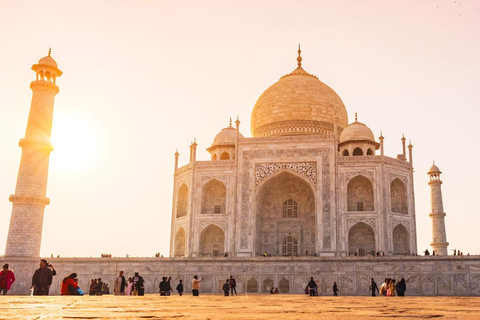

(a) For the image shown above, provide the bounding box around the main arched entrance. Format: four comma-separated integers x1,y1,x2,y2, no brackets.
255,171,315,256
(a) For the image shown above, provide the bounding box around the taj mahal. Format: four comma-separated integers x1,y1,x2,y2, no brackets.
1,48,479,296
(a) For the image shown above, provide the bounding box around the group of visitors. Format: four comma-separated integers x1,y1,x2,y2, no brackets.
372,278,407,296
159,276,173,296
221,276,237,296
88,278,110,295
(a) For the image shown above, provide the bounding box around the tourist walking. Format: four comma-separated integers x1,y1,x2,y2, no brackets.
369,278,379,297
307,277,317,296
396,278,406,296
114,271,126,295
223,279,230,296
159,277,169,296
229,275,237,295
133,272,145,296
192,275,203,296
31,259,53,295
0,263,15,295
167,276,173,296
176,279,184,296
333,282,339,296
125,278,133,295
61,273,80,295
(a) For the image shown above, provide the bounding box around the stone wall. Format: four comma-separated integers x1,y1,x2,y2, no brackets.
2,256,479,296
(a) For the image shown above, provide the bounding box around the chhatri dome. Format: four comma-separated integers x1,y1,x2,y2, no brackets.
339,112,376,143
212,119,244,146
251,46,348,137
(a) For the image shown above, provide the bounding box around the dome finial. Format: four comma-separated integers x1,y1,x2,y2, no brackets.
229,117,232,127
48,48,51,56
297,44,302,67
355,112,358,122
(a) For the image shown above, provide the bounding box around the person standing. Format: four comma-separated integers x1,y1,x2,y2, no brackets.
0,264,15,295
192,275,203,296
333,282,339,296
396,278,406,296
114,271,126,295
96,278,103,295
133,272,145,296
89,279,97,296
229,275,237,296
223,279,230,296
159,277,169,296
125,278,134,296
369,278,379,297
307,277,317,296
176,279,184,296
379,278,388,296
166,277,173,296
31,259,53,295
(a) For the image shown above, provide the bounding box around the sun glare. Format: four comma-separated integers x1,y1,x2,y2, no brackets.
50,111,102,173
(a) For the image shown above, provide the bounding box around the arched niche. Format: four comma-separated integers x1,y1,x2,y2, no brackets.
174,227,186,257
278,277,290,293
256,171,315,256
247,277,258,293
347,175,374,212
220,152,230,160
342,149,349,156
391,178,408,214
212,153,217,160
393,224,410,255
262,277,274,293
348,222,375,256
199,224,225,257
353,147,363,156
176,184,188,218
367,148,374,155
201,179,226,214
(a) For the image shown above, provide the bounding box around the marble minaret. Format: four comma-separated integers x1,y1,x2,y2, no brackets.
428,162,449,256
5,50,62,257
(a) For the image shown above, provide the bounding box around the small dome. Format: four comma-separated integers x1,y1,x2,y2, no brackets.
339,119,375,143
38,55,58,68
428,163,441,174
212,125,243,146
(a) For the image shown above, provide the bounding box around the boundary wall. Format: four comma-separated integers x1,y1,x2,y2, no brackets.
1,256,479,295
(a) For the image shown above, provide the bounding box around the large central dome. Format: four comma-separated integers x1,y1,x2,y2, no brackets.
251,49,348,137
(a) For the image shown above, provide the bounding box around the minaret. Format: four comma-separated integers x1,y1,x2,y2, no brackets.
428,162,449,255
5,50,62,257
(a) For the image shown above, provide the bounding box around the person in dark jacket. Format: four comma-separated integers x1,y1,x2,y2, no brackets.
307,277,317,296
159,277,169,296
133,272,145,296
333,282,339,296
176,280,184,296
166,276,172,296
96,278,103,295
222,279,230,296
31,259,53,295
396,278,406,296
369,278,379,296
229,276,237,296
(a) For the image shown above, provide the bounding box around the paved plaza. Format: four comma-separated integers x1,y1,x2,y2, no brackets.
0,294,479,319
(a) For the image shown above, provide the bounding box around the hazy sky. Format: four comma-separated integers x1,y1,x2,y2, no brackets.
1,0,479,257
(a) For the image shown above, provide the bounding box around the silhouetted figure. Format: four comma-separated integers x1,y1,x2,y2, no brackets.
307,277,317,296
223,279,230,296
333,282,339,296
369,278,379,296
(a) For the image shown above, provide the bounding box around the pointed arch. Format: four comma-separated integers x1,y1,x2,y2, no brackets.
367,148,374,155
220,152,230,160
393,224,410,255
199,224,225,257
353,147,363,156
176,184,188,218
342,149,349,156
201,179,226,214
212,153,217,160
174,227,186,257
278,277,290,293
247,277,258,293
347,175,374,211
262,277,274,293
391,178,408,214
348,222,375,256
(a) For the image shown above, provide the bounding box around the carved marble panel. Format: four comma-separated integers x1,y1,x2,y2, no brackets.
255,162,317,188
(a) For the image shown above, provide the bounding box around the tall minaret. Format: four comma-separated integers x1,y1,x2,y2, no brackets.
428,162,449,256
5,50,62,257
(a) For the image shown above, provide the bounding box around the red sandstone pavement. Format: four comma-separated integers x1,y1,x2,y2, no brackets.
0,295,479,319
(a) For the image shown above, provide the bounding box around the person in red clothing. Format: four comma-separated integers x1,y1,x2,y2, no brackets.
61,273,79,295
0,264,16,295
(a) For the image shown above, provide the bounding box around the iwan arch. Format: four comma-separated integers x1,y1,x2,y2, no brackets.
170,47,418,259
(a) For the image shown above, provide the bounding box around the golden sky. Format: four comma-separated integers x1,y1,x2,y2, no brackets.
0,0,479,257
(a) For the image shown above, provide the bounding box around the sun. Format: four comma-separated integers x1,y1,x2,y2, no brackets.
50,110,102,173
